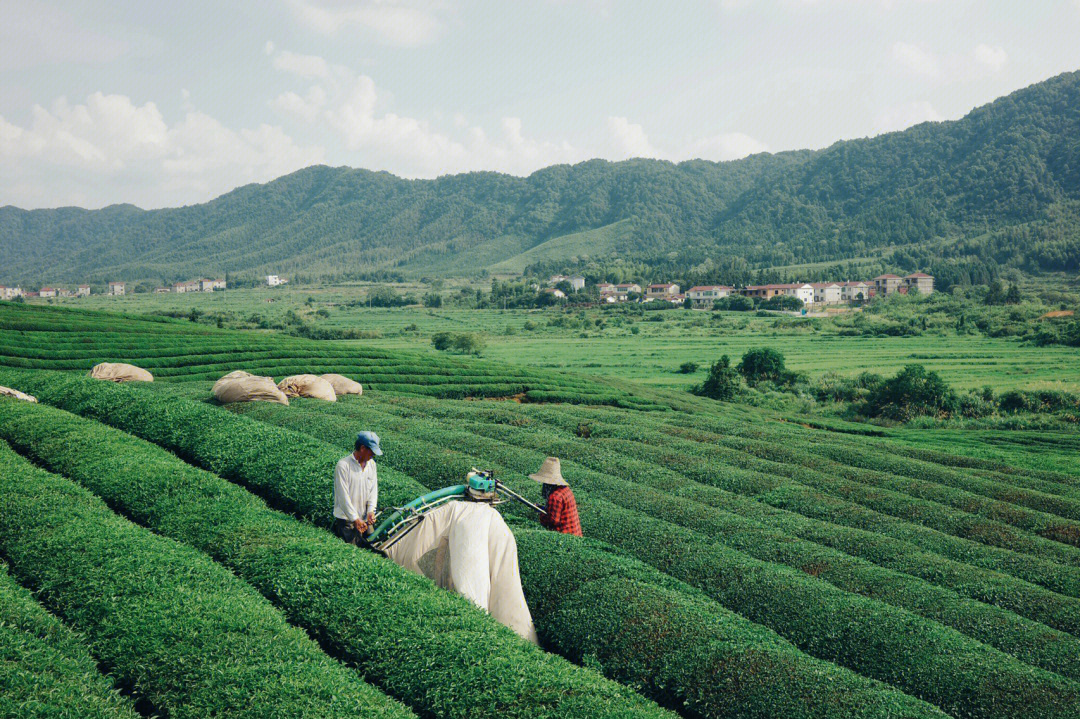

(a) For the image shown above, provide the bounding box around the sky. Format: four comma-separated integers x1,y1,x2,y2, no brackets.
2,0,1079,210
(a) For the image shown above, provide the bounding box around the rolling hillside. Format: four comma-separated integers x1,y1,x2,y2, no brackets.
2,71,1079,285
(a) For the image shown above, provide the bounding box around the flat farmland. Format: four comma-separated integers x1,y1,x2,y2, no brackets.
42,288,1080,393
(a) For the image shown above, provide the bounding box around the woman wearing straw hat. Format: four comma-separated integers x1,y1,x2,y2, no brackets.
530,457,582,537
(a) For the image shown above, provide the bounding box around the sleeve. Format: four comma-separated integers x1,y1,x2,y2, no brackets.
544,492,565,529
335,461,360,522
366,462,378,516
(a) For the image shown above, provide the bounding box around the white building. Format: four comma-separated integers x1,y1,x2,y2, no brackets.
39,287,57,298
266,275,287,287
108,281,125,296
686,285,733,308
77,285,90,297
541,288,566,299
615,283,642,296
810,282,843,305
597,282,615,295
567,275,585,291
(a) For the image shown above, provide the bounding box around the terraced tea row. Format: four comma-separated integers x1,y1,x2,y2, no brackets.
0,561,139,719
0,373,962,719
10,372,1076,719
0,303,665,407
234,397,1080,681
0,440,411,719
0,395,678,719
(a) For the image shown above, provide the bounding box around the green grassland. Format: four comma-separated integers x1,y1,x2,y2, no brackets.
40,286,1080,393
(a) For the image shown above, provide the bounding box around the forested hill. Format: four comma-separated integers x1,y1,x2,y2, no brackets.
2,71,1079,287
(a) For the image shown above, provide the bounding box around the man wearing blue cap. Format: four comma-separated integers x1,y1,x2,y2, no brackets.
332,431,382,545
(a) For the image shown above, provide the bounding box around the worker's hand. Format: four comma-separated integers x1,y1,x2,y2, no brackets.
354,518,367,533
366,512,376,525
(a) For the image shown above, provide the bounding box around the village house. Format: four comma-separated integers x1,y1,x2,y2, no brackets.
541,288,566,299
57,288,74,297
199,278,226,292
266,275,288,287
108,281,125,296
840,281,871,303
23,291,39,298
686,285,733,309
39,287,57,298
646,283,680,299
903,272,934,295
739,285,785,300
548,274,584,291
596,282,615,294
77,285,90,297
811,282,843,305
615,283,642,296
872,274,903,296
154,287,171,293
669,293,686,305
0,286,24,300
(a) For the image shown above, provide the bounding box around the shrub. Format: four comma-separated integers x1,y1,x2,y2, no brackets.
737,347,789,386
865,364,957,420
630,325,640,334
0,560,140,719
431,332,452,351
695,355,741,401
0,440,408,719
713,295,754,311
678,361,698,374
452,332,485,355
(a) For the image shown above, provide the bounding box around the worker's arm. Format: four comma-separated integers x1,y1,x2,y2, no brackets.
540,492,562,529
334,462,361,523
365,464,378,524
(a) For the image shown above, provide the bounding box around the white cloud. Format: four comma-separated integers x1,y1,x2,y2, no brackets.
272,86,328,123
284,0,444,46
272,50,331,78
973,43,1008,72
892,41,939,78
0,93,322,208
606,116,657,158
873,100,942,134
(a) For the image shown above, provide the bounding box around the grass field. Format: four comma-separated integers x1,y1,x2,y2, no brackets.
39,287,1080,392
1,301,1080,719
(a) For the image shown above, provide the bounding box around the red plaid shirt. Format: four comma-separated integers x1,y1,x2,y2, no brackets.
541,486,582,536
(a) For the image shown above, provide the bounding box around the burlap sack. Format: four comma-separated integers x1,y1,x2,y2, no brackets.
320,373,363,396
212,370,258,396
278,374,337,402
0,386,37,402
213,374,289,405
90,363,154,382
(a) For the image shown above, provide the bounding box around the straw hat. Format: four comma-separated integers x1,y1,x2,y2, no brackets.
529,457,568,486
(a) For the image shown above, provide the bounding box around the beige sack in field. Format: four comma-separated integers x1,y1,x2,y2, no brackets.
212,370,258,396
90,363,154,383
320,373,363,396
278,374,337,402
0,386,37,403
213,374,289,405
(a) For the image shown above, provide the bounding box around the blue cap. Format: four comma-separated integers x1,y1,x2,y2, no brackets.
356,431,383,456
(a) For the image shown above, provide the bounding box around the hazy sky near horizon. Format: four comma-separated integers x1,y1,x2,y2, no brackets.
2,0,1079,209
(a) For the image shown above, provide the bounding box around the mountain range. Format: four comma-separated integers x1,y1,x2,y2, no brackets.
2,71,1079,287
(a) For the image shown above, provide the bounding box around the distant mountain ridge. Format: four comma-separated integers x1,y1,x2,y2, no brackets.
2,70,1079,285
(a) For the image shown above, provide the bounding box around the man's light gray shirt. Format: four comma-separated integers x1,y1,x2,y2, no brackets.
333,454,378,522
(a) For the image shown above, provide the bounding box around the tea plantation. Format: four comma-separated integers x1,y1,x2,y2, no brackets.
2,301,1079,719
